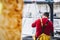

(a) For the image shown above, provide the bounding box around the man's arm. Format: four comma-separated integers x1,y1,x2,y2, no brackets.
32,20,37,27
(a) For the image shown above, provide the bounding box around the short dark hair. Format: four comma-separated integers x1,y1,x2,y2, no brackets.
43,12,49,17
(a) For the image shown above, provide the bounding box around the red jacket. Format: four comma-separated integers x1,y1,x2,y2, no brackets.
32,18,53,38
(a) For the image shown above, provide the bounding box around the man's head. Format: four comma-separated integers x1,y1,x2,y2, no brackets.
42,12,49,18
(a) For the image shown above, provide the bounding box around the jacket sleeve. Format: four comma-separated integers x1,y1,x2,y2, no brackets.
32,20,37,27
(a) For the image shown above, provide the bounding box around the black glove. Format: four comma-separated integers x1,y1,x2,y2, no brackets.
51,32,54,39
35,36,37,40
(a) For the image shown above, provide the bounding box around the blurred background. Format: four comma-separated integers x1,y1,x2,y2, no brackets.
22,0,60,40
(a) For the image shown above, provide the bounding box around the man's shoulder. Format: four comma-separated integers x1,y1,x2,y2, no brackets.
37,19,40,21
36,19,40,22
48,20,53,24
48,20,52,23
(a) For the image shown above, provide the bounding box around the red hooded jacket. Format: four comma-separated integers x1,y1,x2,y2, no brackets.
32,18,53,38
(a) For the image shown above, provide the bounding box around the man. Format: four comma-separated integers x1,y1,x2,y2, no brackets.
32,12,54,40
